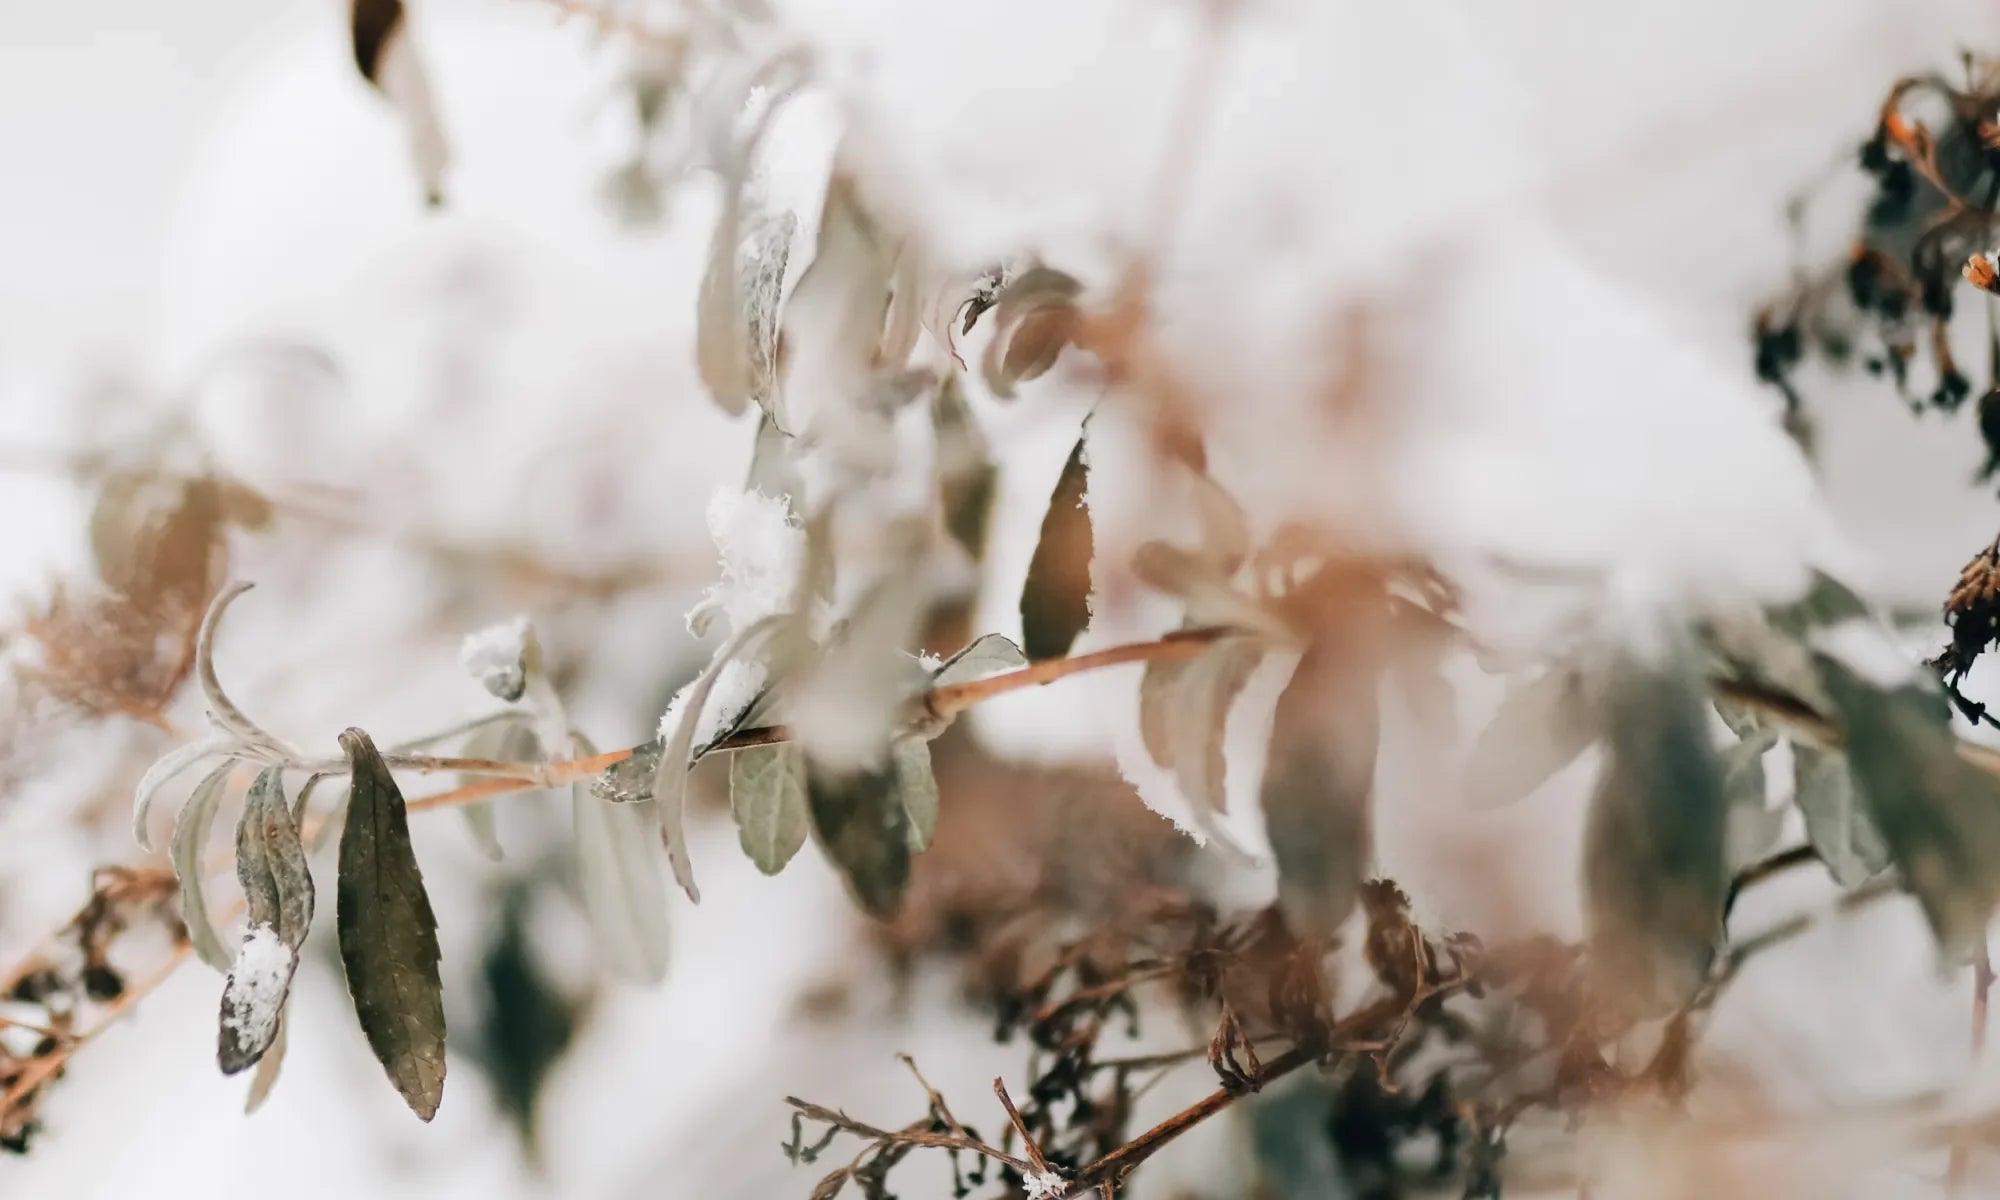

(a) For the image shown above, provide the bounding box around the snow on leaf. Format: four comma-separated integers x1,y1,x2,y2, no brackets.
460,616,532,702
336,728,447,1120
219,925,295,1076
219,767,312,1075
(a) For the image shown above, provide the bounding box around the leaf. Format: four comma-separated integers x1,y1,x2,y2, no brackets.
773,170,895,435
1462,667,1597,810
806,757,911,918
1139,651,1195,771
746,410,806,505
1259,637,1379,940
172,762,237,972
1020,432,1092,660
243,1008,288,1113
348,0,450,206
931,633,1027,688
933,373,997,561
336,728,447,1120
891,740,939,852
1169,637,1265,861
978,267,1081,399
729,743,810,874
570,733,671,982
1719,734,1785,872
1791,743,1890,887
456,719,541,861
699,204,797,415
471,887,579,1158
1815,658,2000,956
593,739,664,804
1582,664,1729,1017
1188,467,1250,574
133,735,232,850
219,767,313,1075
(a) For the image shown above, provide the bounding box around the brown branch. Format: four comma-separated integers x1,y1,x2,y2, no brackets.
783,1096,1035,1176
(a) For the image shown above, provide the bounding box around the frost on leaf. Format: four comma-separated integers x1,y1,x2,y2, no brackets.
218,767,313,1075
460,615,532,702
1020,432,1092,660
336,728,447,1120
685,487,806,638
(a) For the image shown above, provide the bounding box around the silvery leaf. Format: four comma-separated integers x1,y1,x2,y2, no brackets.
931,633,1027,688
172,762,238,972
570,733,670,982
729,743,810,874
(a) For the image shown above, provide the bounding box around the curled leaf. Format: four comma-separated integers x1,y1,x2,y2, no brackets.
729,743,810,874
1021,432,1092,660
336,728,447,1120
570,733,670,982
1168,637,1265,861
1260,638,1379,940
220,767,313,1075
134,735,234,851
173,762,238,972
978,266,1081,399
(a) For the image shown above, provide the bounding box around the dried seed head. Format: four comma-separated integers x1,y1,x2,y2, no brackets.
1936,536,2000,681
1963,251,2000,294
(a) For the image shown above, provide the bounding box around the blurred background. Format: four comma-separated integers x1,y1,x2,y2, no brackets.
4,1,2000,1196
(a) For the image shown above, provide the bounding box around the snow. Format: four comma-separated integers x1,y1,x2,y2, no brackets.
685,486,806,637
459,615,532,701
220,924,291,1045
655,656,767,748
1023,1168,1069,1200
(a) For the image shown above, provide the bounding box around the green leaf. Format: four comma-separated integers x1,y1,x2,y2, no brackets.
1581,664,1728,1017
1791,743,1890,887
1169,637,1265,861
1259,637,1379,940
806,757,911,918
729,743,810,874
1020,432,1092,660
1815,659,2000,956
931,632,1027,688
1462,667,1597,810
172,762,237,972
891,740,939,852
219,767,313,1075
570,733,670,982
336,728,447,1120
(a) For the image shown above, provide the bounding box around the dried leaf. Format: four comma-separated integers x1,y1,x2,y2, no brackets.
1259,638,1379,940
1582,664,1728,1017
1020,432,1092,660
933,373,997,561
349,0,402,80
1791,743,1890,887
243,1008,288,1113
729,743,810,874
891,739,938,852
931,632,1027,688
570,733,670,982
336,728,447,1120
349,0,450,205
1816,658,2000,956
978,266,1081,399
172,762,238,972
806,757,910,918
1462,667,1597,810
220,767,313,1074
1169,637,1265,860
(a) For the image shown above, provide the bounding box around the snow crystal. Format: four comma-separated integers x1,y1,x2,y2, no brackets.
658,657,768,748
461,615,532,701
221,924,292,1042
689,487,806,636
1023,1170,1069,1200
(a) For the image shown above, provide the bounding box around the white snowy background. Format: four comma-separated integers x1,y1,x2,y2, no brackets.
4,0,2000,1197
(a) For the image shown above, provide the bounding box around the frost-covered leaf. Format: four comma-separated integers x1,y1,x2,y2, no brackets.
336,728,447,1120
699,204,797,415
570,733,670,983
931,633,1027,688
933,373,997,562
1792,743,1890,887
219,767,313,1075
1462,667,1597,810
172,762,236,972
805,757,910,918
1021,432,1092,659
891,739,938,852
349,0,450,206
729,743,809,874
1169,637,1265,860
978,267,1081,399
593,739,664,804
457,719,539,861
1816,658,2000,956
1582,664,1728,1017
1260,637,1378,940
460,616,531,702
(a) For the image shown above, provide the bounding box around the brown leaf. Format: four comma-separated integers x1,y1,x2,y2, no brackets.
1020,432,1092,660
336,728,447,1120
219,767,313,1075
350,0,403,83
